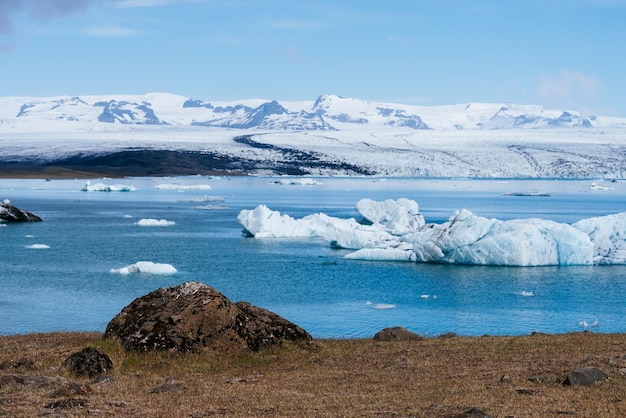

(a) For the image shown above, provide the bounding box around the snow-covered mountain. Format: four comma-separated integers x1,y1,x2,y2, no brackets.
3,92,625,131
1,93,626,178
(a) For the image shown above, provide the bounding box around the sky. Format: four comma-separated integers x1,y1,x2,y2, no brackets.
1,0,625,116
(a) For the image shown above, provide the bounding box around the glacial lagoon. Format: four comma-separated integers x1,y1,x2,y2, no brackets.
1,176,625,337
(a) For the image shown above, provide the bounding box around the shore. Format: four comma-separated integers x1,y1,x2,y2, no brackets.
1,331,626,417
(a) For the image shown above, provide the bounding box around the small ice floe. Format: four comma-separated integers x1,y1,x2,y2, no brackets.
123,214,133,219
25,234,34,238
578,318,599,330
109,261,177,275
366,301,397,310
271,178,323,186
420,294,438,300
589,182,613,191
135,218,175,227
81,181,137,192
155,184,212,190
25,244,50,249
520,291,535,297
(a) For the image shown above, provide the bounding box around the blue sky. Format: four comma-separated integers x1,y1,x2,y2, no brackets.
1,0,625,116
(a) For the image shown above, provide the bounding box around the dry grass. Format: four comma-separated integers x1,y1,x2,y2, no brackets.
1,332,626,417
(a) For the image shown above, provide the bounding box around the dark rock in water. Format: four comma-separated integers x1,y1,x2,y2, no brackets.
104,281,312,353
563,366,609,386
63,347,113,378
0,199,42,222
373,326,423,342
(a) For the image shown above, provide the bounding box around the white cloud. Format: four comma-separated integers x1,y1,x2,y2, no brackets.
536,69,604,111
83,24,140,37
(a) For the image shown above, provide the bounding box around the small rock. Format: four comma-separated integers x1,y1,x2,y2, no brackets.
0,373,65,387
51,382,93,397
447,407,493,417
373,326,423,342
499,375,512,383
563,366,608,386
45,398,89,410
150,377,186,394
438,332,458,339
63,347,113,378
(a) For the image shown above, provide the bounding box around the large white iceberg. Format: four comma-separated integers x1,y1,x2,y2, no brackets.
237,198,626,266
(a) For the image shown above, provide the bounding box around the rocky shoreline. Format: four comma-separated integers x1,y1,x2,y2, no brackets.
2,281,626,416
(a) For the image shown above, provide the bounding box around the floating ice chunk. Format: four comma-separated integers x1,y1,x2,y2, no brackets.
356,198,425,235
135,218,175,227
520,291,535,297
271,178,323,186
25,244,50,249
238,198,626,266
155,183,212,190
409,209,594,266
109,261,177,275
589,182,613,190
366,301,396,309
345,248,416,262
572,212,626,264
81,181,137,192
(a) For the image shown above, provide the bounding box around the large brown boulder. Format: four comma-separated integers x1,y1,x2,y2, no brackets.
104,281,312,353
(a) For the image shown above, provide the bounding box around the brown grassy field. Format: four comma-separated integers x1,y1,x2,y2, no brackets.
1,331,626,417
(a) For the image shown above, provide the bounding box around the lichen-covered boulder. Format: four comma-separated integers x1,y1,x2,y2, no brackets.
63,347,113,378
104,281,312,353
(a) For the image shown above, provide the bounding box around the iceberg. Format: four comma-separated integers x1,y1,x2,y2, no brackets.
109,261,177,275
81,181,137,192
238,198,626,266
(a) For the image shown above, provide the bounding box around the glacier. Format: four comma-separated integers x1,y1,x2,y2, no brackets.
237,198,626,266
2,93,626,178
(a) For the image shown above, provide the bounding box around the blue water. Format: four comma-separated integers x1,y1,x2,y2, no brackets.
1,176,625,338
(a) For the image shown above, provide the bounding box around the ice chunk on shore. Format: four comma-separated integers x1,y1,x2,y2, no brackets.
82,181,137,192
109,261,177,275
238,198,626,266
135,218,175,227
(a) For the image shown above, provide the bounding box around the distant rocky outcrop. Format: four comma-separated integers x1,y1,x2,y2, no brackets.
0,199,42,222
104,281,312,353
